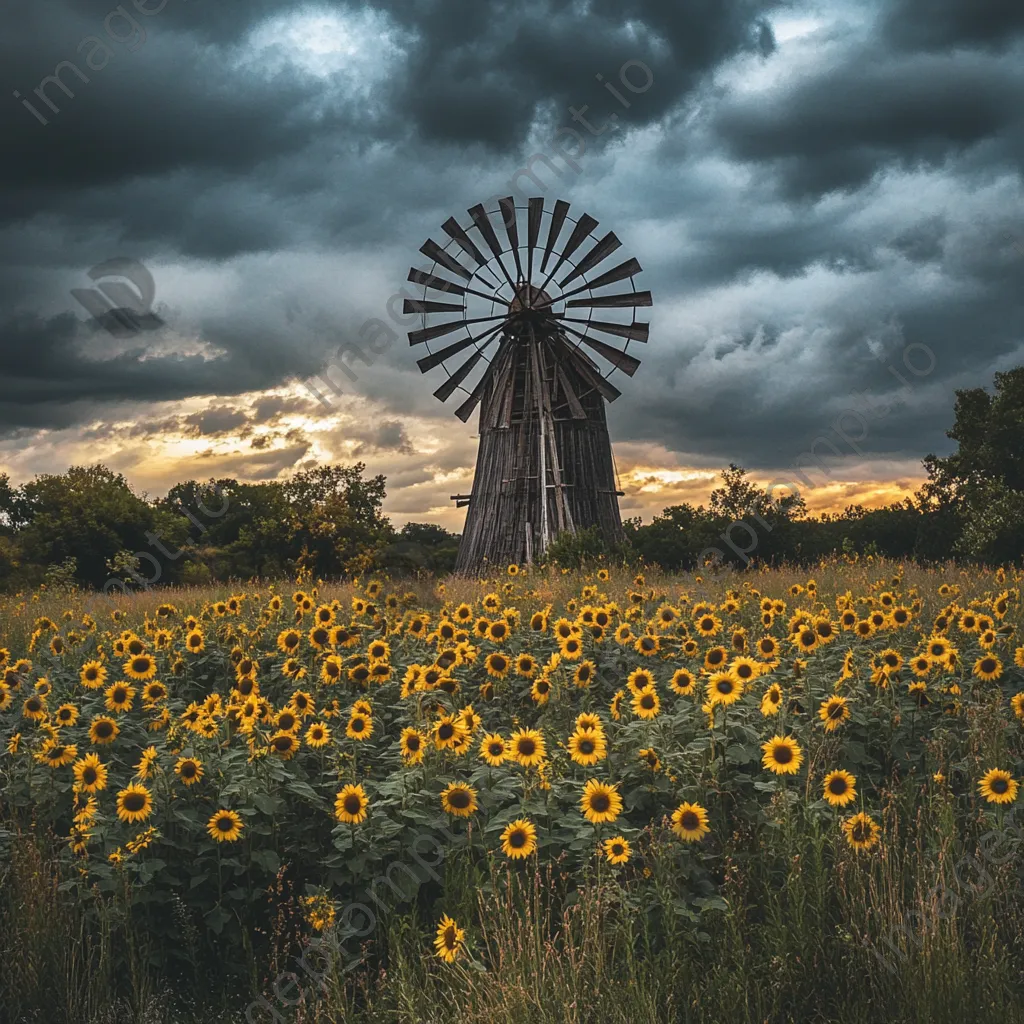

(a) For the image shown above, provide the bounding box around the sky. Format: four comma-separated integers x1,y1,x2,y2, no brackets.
2,0,1023,531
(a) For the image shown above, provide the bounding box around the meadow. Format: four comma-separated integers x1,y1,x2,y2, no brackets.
1,558,1023,1024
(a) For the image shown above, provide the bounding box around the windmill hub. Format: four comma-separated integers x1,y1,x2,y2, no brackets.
405,196,652,573
509,281,553,314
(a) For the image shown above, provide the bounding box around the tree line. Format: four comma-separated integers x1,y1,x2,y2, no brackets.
0,367,1021,589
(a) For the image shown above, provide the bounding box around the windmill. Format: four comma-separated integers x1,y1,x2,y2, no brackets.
405,197,651,573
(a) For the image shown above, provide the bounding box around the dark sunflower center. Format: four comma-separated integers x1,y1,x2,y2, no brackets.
579,739,595,755
509,830,526,848
518,739,535,756
273,737,292,751
132,658,149,673
344,795,362,815
82,767,97,784
680,811,698,830
590,793,611,813
773,745,793,764
982,660,996,673
27,698,41,712
488,742,502,756
407,736,421,751
829,777,848,795
95,722,113,738
123,793,146,812
182,763,196,777
641,695,655,709
438,724,454,740
992,777,1009,794
351,718,365,732
217,816,234,831
612,843,624,856
828,703,844,718
448,789,471,809
443,926,456,946
716,680,733,694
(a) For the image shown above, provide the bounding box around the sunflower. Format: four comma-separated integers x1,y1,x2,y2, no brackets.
703,646,728,671
207,809,244,842
671,801,710,842
760,683,783,716
479,732,507,766
1011,692,1024,721
973,655,1003,682
729,657,761,683
116,783,154,824
568,728,607,766
175,756,204,786
580,779,622,824
320,656,343,685
104,681,136,714
603,836,631,865
841,811,880,851
669,668,696,695
708,673,743,707
89,716,119,746
346,714,374,741
399,727,425,764
500,818,537,859
573,661,595,688
440,782,478,817
277,629,302,654
614,624,634,645
822,769,857,807
978,768,1019,805
634,634,659,657
434,914,466,963
73,753,107,793
335,783,369,824
434,715,468,751
762,736,803,775
509,728,546,767
514,652,537,678
632,688,661,720
268,731,300,759
142,681,167,704
818,695,850,732
484,651,510,678
53,702,78,728
306,722,331,748
79,661,107,690
38,739,77,767
122,654,156,681
610,690,625,720
22,695,46,721
695,614,721,637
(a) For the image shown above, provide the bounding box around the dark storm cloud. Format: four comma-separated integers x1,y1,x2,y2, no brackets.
881,0,1024,52
1,0,1023,496
709,47,1024,199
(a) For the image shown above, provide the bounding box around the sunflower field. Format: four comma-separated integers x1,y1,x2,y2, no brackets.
1,561,1024,1024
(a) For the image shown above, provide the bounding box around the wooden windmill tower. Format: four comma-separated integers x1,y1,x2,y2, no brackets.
404,197,651,573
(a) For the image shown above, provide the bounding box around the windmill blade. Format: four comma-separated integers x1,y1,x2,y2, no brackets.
416,322,502,373
577,334,642,376
549,331,622,403
498,197,523,281
540,213,598,290
583,257,643,292
408,267,466,296
420,239,473,282
558,321,642,376
540,199,571,274
409,314,506,346
467,203,516,289
559,232,622,287
566,290,652,309
442,216,498,287
455,338,511,422
403,298,465,315
527,197,543,282
434,336,497,402
560,317,650,343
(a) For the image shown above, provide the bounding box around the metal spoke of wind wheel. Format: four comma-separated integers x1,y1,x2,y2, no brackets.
403,196,653,573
